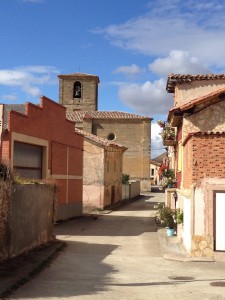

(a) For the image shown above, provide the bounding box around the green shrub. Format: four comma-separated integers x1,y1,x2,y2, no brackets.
155,203,176,229
122,174,130,184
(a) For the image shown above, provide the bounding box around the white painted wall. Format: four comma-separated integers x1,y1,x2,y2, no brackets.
183,196,192,252
194,188,205,235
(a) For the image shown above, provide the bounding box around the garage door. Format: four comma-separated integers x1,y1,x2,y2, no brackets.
13,141,42,179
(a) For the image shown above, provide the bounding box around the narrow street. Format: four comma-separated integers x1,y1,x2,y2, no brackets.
9,192,225,300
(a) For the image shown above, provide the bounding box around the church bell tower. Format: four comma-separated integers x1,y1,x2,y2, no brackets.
58,73,100,111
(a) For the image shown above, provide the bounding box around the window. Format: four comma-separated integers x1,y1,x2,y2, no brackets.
73,81,82,98
107,133,116,141
13,142,43,179
151,168,155,177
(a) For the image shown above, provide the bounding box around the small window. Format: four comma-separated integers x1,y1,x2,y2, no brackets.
151,168,155,177
73,81,82,98
107,133,116,141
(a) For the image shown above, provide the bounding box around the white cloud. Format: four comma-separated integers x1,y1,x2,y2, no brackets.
114,64,143,77
2,94,17,101
149,50,209,76
118,78,172,115
0,66,59,98
96,0,225,68
151,122,165,158
22,85,42,97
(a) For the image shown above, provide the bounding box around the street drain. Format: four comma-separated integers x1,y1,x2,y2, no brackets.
210,281,225,287
169,276,194,281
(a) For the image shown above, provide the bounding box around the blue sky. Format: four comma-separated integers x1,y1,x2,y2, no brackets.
1,0,225,157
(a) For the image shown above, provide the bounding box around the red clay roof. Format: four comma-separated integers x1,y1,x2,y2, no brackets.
3,104,26,130
75,128,127,150
167,73,225,93
67,111,151,122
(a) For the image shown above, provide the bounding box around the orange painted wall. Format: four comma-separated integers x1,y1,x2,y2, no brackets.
2,96,83,208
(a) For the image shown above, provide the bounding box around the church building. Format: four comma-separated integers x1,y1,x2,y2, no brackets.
58,73,152,190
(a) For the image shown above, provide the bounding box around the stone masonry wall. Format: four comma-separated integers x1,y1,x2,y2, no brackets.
59,78,98,111
92,119,150,181
191,235,214,257
183,99,225,141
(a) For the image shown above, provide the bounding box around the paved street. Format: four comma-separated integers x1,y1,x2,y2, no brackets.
8,192,225,300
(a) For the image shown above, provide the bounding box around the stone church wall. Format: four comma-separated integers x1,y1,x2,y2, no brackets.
91,119,150,185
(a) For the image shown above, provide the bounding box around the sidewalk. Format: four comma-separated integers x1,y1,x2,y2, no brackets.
157,227,214,262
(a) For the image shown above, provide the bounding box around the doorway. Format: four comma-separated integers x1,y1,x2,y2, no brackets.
214,192,225,251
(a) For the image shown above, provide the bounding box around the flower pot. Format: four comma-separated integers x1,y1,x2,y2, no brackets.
163,140,177,146
166,228,175,236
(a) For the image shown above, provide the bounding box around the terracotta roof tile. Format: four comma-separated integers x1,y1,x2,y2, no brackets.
67,111,151,123
167,73,225,93
75,128,127,150
66,111,86,123
152,152,167,163
3,104,26,130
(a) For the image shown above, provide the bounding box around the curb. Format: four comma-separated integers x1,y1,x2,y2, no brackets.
157,228,214,262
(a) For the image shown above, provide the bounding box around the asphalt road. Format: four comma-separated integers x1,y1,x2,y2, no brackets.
9,193,225,300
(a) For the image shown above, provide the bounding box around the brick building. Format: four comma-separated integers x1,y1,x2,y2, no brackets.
165,74,225,258
0,96,83,221
58,73,152,190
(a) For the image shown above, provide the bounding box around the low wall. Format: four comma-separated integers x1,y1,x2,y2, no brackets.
165,188,177,208
122,184,129,200
0,182,56,261
122,181,140,200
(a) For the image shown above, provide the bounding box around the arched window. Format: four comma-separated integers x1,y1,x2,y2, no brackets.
73,81,82,98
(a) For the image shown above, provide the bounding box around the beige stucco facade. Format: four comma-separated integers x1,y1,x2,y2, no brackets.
174,79,225,106
84,119,150,184
183,99,225,140
82,134,126,209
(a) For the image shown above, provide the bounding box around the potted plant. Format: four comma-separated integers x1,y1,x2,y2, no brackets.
160,168,176,189
159,123,177,146
155,204,176,236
